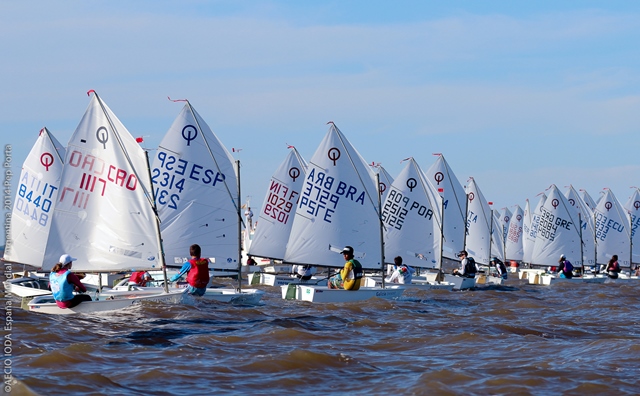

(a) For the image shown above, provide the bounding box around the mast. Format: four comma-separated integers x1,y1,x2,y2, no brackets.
489,208,494,269
236,160,243,292
579,213,584,276
377,173,385,289
438,195,445,278
145,150,169,293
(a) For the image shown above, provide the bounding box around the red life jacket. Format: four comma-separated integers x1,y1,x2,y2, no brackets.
186,258,210,288
129,271,147,286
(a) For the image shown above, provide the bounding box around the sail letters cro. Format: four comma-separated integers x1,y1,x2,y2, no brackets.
152,150,226,210
58,150,138,210
298,168,365,224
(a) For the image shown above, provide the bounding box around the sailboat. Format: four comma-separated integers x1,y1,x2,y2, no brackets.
28,91,186,314
281,122,404,303
565,185,596,269
462,177,500,288
3,128,68,297
123,99,263,304
529,185,604,285
505,205,524,263
378,157,454,290
246,146,317,286
594,189,630,271
423,154,466,260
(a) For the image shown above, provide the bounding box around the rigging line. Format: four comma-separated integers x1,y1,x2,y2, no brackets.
91,91,158,216
330,123,381,219
185,101,246,229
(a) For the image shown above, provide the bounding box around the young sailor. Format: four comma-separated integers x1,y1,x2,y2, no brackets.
49,254,92,309
491,257,508,280
328,246,363,290
385,256,415,284
557,254,574,279
169,244,211,296
452,250,477,278
293,264,317,281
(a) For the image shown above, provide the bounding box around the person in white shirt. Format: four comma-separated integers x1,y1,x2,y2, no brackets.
293,264,316,281
385,256,415,284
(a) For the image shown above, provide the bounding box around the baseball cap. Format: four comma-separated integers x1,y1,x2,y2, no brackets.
59,254,77,265
341,246,354,255
458,250,468,257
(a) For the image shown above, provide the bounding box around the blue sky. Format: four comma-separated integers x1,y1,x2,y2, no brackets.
2,1,640,246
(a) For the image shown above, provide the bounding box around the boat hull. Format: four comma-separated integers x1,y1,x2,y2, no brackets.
443,274,476,290
281,285,405,303
248,272,325,287
27,289,187,315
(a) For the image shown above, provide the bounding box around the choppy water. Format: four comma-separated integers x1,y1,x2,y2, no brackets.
4,278,640,395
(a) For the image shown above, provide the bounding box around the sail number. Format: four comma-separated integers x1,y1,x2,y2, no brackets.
16,182,55,227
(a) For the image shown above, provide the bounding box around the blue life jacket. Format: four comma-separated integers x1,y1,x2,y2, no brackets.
50,271,74,302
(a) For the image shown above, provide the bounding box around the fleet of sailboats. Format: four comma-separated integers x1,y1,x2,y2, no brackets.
4,93,640,314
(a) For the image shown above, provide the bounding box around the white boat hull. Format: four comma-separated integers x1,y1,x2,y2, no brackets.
102,283,264,304
27,289,187,315
363,276,455,291
443,274,476,290
248,272,325,287
281,284,405,303
4,277,52,297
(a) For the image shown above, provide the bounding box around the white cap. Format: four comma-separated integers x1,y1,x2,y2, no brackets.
560,254,566,260
59,254,77,265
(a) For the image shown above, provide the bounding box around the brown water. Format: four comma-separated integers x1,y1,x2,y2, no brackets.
4,279,640,395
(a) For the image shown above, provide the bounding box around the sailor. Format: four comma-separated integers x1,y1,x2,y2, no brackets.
452,250,477,278
293,264,317,281
604,255,621,279
129,271,153,287
169,244,211,296
491,257,508,280
327,246,363,290
557,254,574,279
49,254,93,309
385,256,415,284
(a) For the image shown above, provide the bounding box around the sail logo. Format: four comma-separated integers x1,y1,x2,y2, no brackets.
40,153,54,171
96,127,109,149
182,125,198,146
327,148,340,165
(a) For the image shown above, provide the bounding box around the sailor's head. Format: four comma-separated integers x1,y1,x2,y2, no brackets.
341,246,354,257
59,254,77,268
559,254,566,262
458,250,468,258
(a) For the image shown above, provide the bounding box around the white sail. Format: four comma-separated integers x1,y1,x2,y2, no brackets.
371,163,394,204
531,185,582,266
151,102,239,266
565,185,596,267
423,154,466,259
623,187,640,266
382,158,440,269
505,205,524,261
523,194,546,264
491,209,505,261
497,206,512,244
4,128,65,266
464,177,492,264
249,147,308,260
594,189,630,267
580,189,598,211
283,123,381,270
43,92,161,272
